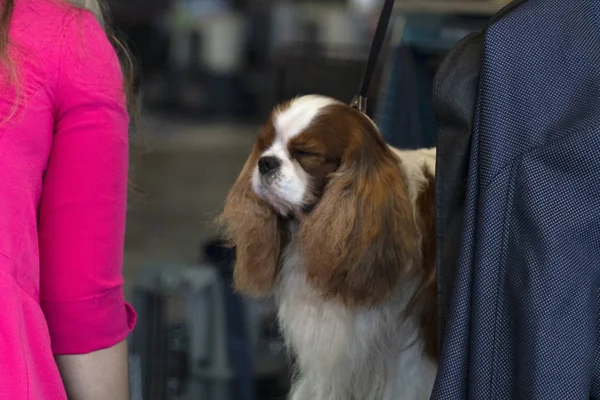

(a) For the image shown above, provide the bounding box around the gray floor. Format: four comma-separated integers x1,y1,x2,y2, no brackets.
123,114,257,295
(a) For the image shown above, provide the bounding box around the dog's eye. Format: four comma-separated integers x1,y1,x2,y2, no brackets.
293,149,320,158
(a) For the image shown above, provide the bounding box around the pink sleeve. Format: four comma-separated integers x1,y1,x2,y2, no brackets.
38,9,136,355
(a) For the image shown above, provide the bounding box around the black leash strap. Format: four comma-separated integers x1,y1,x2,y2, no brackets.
350,0,396,113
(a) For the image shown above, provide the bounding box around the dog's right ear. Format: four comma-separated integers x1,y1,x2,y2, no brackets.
299,107,420,306
216,146,281,296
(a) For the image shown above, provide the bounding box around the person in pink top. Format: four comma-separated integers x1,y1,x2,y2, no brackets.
0,0,136,398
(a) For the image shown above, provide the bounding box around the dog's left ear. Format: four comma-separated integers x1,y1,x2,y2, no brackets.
299,111,420,306
216,146,282,297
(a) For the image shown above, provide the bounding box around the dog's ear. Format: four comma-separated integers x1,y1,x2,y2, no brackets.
299,109,420,306
216,146,281,296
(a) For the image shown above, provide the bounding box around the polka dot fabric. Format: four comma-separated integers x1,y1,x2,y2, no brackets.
432,0,600,398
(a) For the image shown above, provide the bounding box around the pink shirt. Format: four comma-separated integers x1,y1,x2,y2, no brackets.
0,0,136,398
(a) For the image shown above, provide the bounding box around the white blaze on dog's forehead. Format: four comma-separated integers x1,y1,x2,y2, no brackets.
274,95,339,143
262,140,287,158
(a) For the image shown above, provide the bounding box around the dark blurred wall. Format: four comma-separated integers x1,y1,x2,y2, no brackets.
107,0,171,80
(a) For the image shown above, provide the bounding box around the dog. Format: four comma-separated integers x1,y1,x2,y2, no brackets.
217,95,438,400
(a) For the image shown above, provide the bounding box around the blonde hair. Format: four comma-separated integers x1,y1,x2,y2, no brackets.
69,0,104,23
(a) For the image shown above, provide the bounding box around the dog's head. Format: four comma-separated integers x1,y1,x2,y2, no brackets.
217,95,421,306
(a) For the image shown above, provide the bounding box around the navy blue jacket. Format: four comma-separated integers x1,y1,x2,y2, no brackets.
433,0,600,398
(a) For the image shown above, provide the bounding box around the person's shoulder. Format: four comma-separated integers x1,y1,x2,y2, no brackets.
60,6,120,78
56,5,125,104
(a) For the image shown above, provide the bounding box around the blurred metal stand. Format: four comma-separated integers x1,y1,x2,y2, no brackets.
132,266,231,400
130,262,287,400
129,352,144,400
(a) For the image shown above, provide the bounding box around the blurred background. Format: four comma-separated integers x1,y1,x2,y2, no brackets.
106,0,511,399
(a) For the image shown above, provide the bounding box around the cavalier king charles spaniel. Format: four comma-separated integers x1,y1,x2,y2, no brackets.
217,95,437,400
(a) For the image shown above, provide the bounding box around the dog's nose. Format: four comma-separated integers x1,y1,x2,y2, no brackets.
258,156,281,175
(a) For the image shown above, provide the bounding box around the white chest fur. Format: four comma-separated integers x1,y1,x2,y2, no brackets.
275,245,437,400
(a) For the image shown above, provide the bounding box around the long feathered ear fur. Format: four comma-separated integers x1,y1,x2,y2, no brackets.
216,147,281,296
299,109,420,306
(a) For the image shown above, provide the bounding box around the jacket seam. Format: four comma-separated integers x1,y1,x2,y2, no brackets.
486,162,515,397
